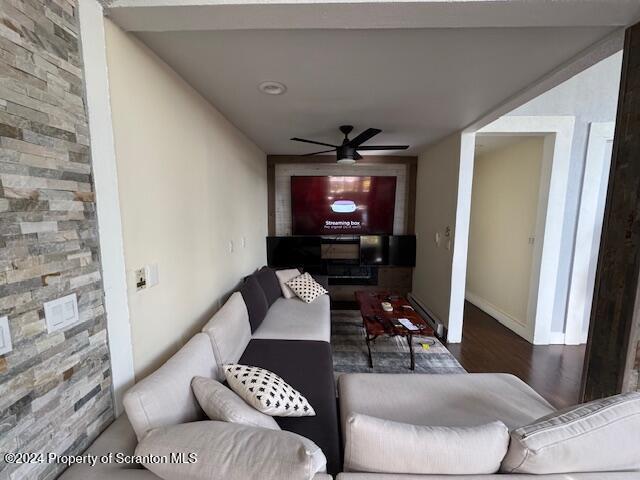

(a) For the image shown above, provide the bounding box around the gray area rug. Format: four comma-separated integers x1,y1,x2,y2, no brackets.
332,310,466,375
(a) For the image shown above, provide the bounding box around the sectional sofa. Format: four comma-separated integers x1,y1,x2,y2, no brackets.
336,374,640,479
59,266,640,480
60,267,338,480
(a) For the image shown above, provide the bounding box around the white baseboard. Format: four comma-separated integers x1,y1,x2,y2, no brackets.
465,291,533,343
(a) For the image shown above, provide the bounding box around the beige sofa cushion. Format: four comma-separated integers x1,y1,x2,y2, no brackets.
276,268,301,299
135,421,327,480
252,295,331,343
344,413,509,474
123,333,218,441
502,391,640,474
191,376,279,429
202,292,251,380
338,373,555,437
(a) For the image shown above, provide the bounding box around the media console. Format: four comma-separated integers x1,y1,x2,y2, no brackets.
266,236,416,304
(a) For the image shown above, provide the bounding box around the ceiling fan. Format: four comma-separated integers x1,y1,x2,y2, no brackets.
291,125,409,164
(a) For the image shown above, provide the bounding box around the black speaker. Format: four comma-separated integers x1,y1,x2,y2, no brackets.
388,236,416,266
267,236,322,270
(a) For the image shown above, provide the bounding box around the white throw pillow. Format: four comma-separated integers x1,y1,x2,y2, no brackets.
224,364,315,417
286,272,328,303
136,421,327,480
191,376,280,430
275,268,301,299
344,413,509,475
502,391,640,474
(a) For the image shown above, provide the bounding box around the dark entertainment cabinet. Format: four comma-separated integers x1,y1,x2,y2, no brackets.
266,236,416,303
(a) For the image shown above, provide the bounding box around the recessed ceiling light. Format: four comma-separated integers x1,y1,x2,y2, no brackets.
258,81,287,95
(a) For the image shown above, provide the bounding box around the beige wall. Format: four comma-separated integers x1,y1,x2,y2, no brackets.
466,137,544,336
104,19,267,379
413,133,463,329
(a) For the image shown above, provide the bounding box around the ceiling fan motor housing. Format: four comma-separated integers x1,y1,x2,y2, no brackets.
337,145,357,159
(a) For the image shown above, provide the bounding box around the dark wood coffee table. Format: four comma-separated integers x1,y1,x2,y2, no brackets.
355,291,434,370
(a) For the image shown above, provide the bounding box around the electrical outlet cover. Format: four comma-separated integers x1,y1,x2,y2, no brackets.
135,268,147,291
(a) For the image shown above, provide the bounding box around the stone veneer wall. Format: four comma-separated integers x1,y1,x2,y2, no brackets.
0,1,114,479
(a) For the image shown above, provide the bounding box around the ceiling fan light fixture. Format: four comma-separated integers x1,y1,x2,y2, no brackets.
337,157,357,165
258,81,287,95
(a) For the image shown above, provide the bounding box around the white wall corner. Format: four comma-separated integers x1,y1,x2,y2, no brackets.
447,132,476,343
565,121,615,346
79,0,135,416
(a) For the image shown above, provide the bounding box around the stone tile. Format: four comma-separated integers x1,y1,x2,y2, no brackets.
19,221,58,234
0,4,113,479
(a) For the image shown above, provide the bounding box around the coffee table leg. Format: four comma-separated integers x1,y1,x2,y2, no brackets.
366,334,373,368
408,334,415,371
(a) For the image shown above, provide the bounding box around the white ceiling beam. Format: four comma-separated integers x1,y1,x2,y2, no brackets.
104,0,640,32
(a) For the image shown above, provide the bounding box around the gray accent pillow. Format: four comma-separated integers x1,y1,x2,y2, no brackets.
256,267,282,306
345,413,509,474
191,376,280,430
239,274,269,332
502,391,640,474
136,421,327,480
276,268,301,299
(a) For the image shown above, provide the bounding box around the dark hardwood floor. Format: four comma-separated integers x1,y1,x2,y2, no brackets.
446,302,586,409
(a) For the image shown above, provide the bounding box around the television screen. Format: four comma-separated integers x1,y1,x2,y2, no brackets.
291,176,396,235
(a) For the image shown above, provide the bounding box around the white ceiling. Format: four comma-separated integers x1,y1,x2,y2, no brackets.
134,27,615,155
106,1,640,156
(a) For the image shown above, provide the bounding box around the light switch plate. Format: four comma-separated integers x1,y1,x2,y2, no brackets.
44,293,79,333
0,316,12,355
145,264,159,288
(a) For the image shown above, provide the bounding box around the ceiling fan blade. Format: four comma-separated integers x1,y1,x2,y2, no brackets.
357,145,410,150
354,152,363,160
291,137,338,148
302,148,337,156
347,128,382,147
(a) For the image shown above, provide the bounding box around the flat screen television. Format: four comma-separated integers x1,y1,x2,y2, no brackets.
291,176,396,235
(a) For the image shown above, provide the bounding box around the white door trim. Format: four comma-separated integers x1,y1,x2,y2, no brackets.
473,116,575,345
565,122,615,345
79,0,135,415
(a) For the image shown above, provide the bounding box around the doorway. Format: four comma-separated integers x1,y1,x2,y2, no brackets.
466,134,546,343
